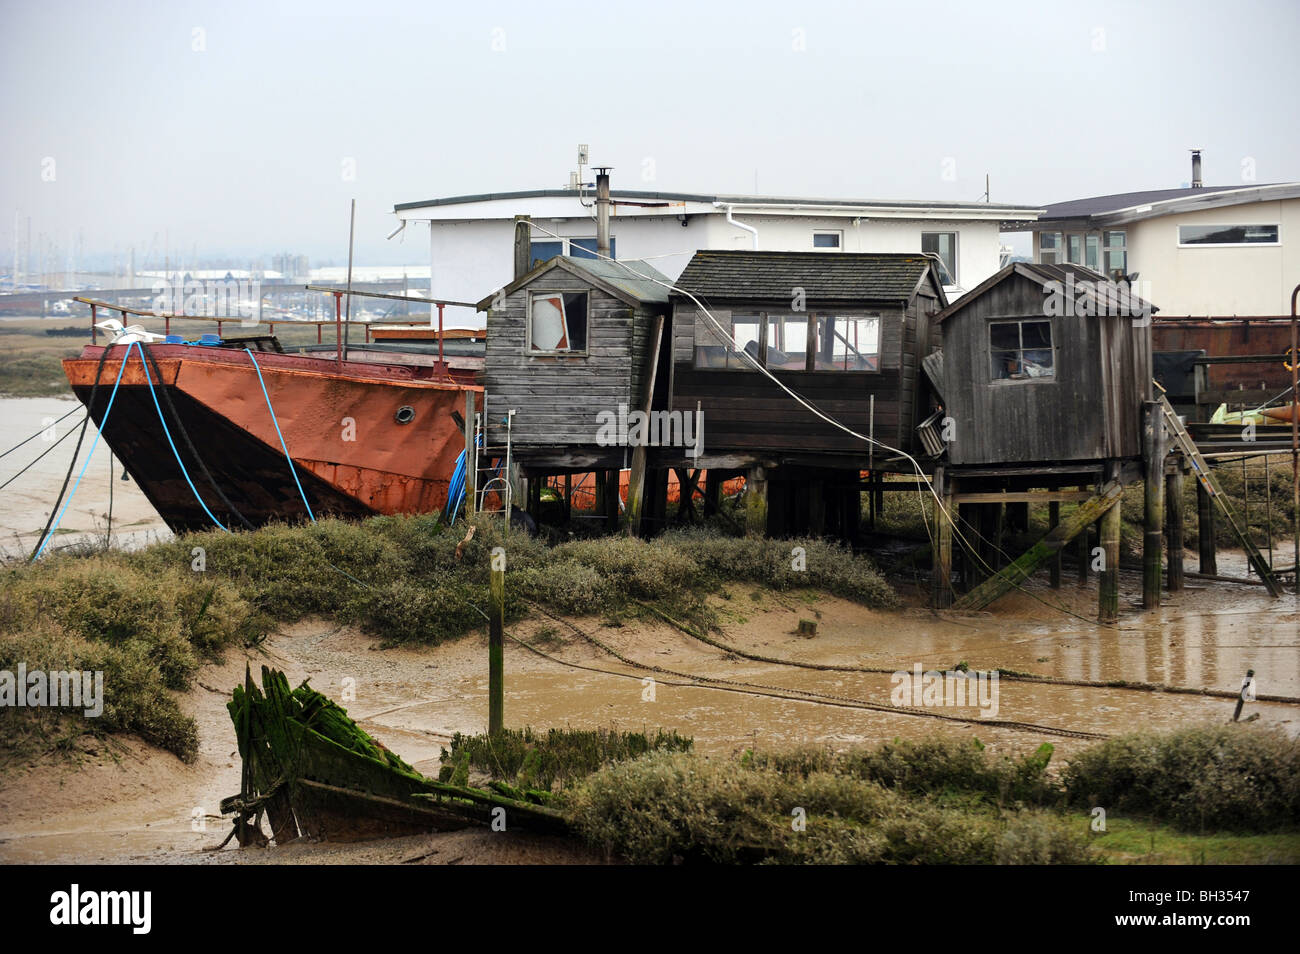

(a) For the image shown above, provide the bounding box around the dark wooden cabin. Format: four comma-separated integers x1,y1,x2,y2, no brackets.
668,250,948,465
930,262,1155,468
476,254,670,471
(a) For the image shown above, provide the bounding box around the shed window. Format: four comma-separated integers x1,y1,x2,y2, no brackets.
766,315,809,370
813,230,842,250
1178,224,1279,246
815,315,880,371
990,320,1054,381
922,232,958,284
529,291,588,353
1085,234,1100,271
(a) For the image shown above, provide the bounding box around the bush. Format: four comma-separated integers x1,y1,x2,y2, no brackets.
565,750,1096,865
1062,724,1300,833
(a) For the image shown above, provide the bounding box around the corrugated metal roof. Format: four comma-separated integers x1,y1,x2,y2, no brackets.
672,250,934,302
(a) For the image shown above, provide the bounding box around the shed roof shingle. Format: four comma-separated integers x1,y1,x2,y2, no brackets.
672,250,936,303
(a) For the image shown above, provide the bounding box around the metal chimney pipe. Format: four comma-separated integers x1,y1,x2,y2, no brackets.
595,168,611,258
1191,149,1203,188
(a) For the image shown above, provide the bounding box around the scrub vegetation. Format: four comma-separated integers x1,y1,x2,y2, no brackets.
0,515,894,764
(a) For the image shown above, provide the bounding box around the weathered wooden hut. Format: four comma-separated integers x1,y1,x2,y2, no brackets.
924,262,1159,619
664,250,948,536
475,254,672,524
931,262,1155,467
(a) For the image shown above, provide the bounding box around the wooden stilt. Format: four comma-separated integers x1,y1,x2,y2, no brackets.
563,474,572,523
1166,465,1184,591
808,477,826,536
704,470,721,517
1099,487,1122,623
488,554,504,735
1048,501,1062,588
932,467,953,608
1142,401,1165,609
1077,488,1091,586
1197,480,1217,575
605,469,620,532
744,466,768,537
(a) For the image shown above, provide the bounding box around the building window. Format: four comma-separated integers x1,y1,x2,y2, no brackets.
1085,234,1100,271
922,232,958,284
990,319,1054,381
1040,232,1063,265
813,230,842,250
1067,234,1083,264
529,238,615,268
528,291,588,353
766,315,810,370
1178,224,1279,246
815,315,880,371
1103,230,1127,279
529,241,563,267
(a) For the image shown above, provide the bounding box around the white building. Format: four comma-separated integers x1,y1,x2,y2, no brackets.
391,188,1043,327
1026,179,1300,317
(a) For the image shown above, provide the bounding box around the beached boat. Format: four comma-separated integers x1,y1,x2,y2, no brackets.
62,334,481,532
221,665,566,846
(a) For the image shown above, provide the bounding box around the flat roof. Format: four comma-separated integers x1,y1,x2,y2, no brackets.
395,188,1041,215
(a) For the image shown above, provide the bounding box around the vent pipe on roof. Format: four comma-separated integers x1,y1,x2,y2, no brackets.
595,167,611,258
1191,149,1203,188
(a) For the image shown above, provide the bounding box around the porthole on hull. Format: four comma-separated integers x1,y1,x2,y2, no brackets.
395,405,416,424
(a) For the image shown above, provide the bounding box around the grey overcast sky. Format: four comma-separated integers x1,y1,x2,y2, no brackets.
2,0,1298,267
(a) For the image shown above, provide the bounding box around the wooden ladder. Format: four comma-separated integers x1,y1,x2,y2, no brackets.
1157,392,1284,597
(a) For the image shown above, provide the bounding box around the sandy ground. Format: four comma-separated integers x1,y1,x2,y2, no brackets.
1,561,1296,865
0,396,171,557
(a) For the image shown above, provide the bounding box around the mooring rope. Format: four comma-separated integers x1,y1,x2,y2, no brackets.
526,604,1108,741
0,413,86,492
0,405,81,460
30,344,133,560
636,601,1300,706
245,348,315,522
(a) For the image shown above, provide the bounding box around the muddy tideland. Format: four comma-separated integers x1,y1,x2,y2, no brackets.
1,554,1295,866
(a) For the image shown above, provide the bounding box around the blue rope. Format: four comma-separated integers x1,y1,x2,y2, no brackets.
245,348,315,522
31,343,133,560
136,341,231,533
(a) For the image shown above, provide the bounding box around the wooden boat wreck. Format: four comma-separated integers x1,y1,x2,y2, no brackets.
220,666,567,847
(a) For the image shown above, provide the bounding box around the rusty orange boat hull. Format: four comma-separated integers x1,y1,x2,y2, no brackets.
64,344,479,533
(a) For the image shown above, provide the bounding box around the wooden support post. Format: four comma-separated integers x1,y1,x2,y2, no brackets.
463,391,476,517
1048,501,1062,589
1197,480,1217,575
809,477,826,536
704,470,721,517
1099,485,1122,624
744,466,768,537
1142,401,1165,609
932,467,953,608
595,468,606,515
957,503,977,586
563,473,572,523
953,480,1124,612
1006,501,1029,535
1077,486,1091,585
488,552,504,735
512,216,532,281
1166,466,1184,591
605,468,620,532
